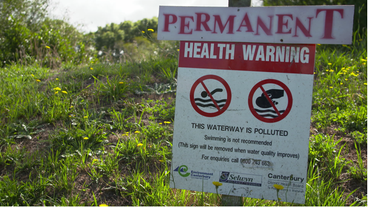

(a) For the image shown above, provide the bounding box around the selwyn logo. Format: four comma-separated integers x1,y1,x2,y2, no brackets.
174,165,190,177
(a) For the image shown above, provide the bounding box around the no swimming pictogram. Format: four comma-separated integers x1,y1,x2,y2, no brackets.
248,79,292,123
190,75,231,117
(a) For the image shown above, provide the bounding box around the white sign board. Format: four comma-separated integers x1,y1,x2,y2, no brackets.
170,41,316,204
158,5,354,44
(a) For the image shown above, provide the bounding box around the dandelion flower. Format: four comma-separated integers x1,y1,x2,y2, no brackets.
54,87,61,91
148,28,154,32
70,106,74,108
329,70,334,72
364,83,367,85
164,121,171,124
31,74,35,77
45,46,50,49
177,49,180,51
137,143,143,147
329,86,333,89
273,184,284,190
99,204,108,207
328,63,332,65
55,91,58,94
142,31,145,33
119,82,124,84
340,82,343,85
159,123,162,125
83,137,89,140
212,181,222,187
56,78,59,80
350,72,358,77
90,67,93,70
36,79,41,82
135,131,140,134
62,91,67,94
84,116,88,118
361,59,367,62
317,44,321,46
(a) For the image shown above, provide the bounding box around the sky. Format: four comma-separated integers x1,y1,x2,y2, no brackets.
49,0,262,33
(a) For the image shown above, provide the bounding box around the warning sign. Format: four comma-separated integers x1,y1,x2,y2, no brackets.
170,41,316,204
248,79,293,123
190,75,231,117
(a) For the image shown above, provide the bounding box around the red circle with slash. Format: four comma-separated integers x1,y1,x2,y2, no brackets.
190,75,231,117
248,79,292,123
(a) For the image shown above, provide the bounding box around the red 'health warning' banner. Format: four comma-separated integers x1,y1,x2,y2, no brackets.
179,41,316,75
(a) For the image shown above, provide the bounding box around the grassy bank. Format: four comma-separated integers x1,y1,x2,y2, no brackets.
0,36,366,205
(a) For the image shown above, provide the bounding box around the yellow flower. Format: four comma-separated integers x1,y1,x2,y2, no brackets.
329,86,333,89
364,83,367,85
317,44,321,46
142,31,145,33
56,78,59,80
55,91,58,94
119,82,124,84
345,79,348,81
84,116,88,118
278,198,281,201
159,159,165,163
54,87,61,91
164,121,171,124
90,67,93,70
177,49,180,51
45,46,50,49
62,91,67,94
135,131,140,134
148,28,154,32
212,181,222,187
340,82,343,85
328,63,332,65
83,137,89,140
361,59,367,62
329,70,334,72
36,79,41,82
70,106,74,108
137,143,143,147
350,72,358,77
99,204,108,207
159,123,162,125
31,74,35,77
273,184,284,190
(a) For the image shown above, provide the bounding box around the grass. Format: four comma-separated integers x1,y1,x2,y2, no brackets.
0,35,366,205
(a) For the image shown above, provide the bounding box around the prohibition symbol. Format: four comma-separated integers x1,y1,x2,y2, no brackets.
190,75,231,117
248,79,292,123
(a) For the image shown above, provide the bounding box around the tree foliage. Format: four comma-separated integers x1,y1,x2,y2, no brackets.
263,0,367,36
94,17,158,59
0,0,94,67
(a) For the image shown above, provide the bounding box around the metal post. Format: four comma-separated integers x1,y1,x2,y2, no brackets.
228,0,251,7
221,0,252,206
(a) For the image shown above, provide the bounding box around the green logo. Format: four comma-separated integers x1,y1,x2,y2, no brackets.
178,165,190,177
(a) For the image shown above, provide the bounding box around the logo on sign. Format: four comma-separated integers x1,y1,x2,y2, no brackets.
174,165,190,177
219,171,262,187
174,165,214,179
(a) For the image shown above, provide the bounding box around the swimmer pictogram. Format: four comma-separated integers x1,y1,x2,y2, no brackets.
190,75,231,117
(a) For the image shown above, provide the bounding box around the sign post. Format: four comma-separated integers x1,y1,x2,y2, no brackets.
157,4,354,205
223,0,251,205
